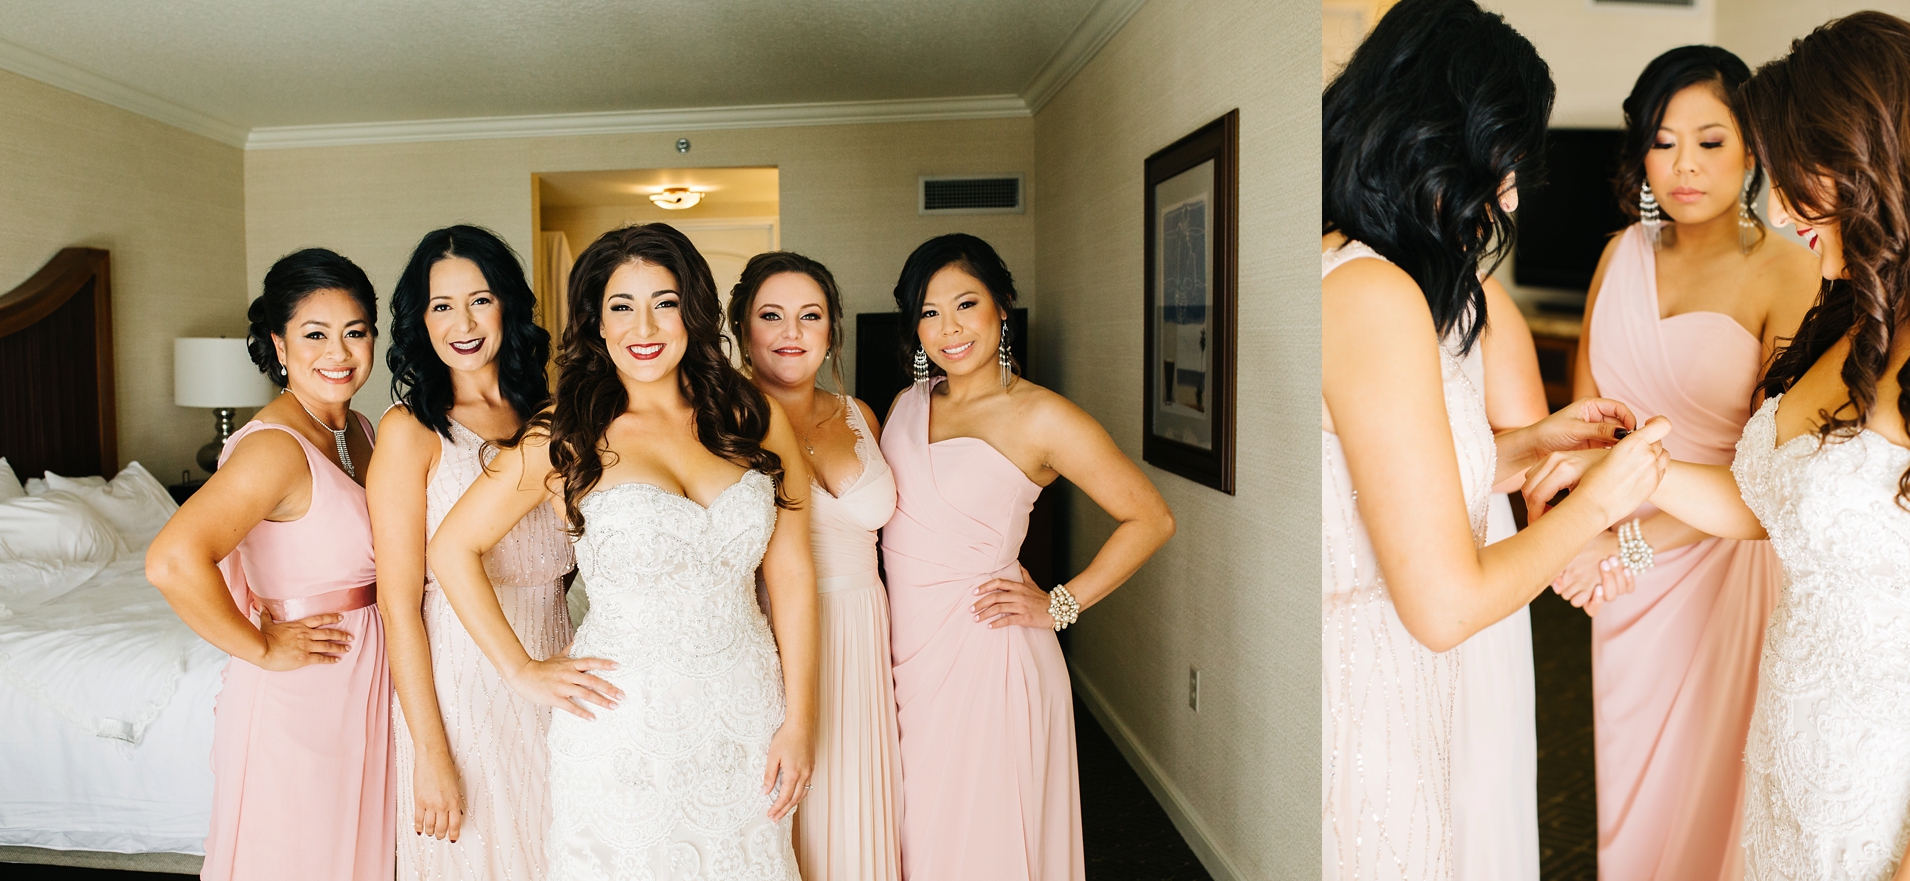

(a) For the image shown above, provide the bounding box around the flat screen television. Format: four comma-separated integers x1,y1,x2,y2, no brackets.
1514,128,1629,291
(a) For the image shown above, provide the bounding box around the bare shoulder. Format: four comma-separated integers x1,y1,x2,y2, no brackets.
1323,255,1436,339
1322,251,1417,302
219,426,309,483
849,396,883,441
373,406,438,453
1009,379,1102,438
1753,236,1823,339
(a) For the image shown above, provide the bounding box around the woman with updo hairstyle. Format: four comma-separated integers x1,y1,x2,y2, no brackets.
146,248,393,881
364,225,572,879
726,250,901,881
1524,12,1910,878
428,223,818,879
1553,45,1818,881
879,233,1174,880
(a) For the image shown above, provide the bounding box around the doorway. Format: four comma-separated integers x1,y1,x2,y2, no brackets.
531,166,781,356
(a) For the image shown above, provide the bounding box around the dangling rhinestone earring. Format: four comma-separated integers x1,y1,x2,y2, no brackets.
1738,169,1760,254
996,319,1015,388
1640,181,1664,248
912,345,930,382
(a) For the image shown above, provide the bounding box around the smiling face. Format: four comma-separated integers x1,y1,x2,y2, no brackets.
599,259,687,384
272,288,374,406
424,256,504,373
1768,183,1845,279
745,271,831,389
1645,83,1755,226
916,264,1005,379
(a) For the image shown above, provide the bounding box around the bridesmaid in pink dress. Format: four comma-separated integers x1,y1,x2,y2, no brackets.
146,248,394,881
1560,47,1817,881
880,234,1175,881
727,251,903,881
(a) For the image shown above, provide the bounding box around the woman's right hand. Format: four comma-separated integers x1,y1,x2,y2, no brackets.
1551,530,1634,616
413,748,464,841
505,647,623,720
1524,416,1672,527
255,610,352,671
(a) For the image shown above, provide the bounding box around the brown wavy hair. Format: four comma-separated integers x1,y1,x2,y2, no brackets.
1744,11,1910,507
526,223,790,534
725,250,848,396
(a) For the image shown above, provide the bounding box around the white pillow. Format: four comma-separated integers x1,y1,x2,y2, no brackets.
0,458,22,501
45,462,178,549
23,477,47,496
0,494,120,608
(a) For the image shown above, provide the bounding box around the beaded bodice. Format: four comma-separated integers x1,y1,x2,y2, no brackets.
422,419,573,591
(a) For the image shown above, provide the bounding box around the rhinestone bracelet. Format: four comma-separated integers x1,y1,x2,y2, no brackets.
1616,518,1655,574
1048,582,1081,632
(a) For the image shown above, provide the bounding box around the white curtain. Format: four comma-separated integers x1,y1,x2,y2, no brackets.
540,231,574,340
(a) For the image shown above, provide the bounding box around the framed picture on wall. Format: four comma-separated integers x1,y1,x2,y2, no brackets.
1143,109,1237,494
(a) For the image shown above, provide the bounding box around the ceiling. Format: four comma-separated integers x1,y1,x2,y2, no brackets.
0,0,1122,144
539,167,780,209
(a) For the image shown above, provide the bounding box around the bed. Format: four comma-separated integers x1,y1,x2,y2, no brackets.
0,248,219,873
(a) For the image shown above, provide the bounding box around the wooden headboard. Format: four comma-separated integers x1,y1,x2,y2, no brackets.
0,248,115,480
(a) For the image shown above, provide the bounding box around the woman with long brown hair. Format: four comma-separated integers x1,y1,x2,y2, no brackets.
427,223,817,880
1526,12,1910,878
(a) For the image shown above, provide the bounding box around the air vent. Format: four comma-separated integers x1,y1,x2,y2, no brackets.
919,174,1025,215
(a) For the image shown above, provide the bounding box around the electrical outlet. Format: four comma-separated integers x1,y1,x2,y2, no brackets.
1188,666,1201,712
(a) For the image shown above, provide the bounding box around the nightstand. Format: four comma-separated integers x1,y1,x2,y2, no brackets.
168,478,206,504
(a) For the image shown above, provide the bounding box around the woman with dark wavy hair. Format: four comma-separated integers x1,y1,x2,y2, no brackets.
879,233,1174,881
1527,12,1910,879
146,248,392,880
363,225,571,879
427,223,817,880
727,251,901,880
1555,46,1816,881
1322,0,1672,876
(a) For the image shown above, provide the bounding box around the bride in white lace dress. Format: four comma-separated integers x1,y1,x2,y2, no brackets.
429,223,818,880
1526,17,1910,878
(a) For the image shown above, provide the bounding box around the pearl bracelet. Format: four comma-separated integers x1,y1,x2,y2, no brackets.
1616,518,1655,574
1048,582,1081,632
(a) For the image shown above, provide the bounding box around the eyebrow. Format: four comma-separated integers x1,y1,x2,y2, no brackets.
428,289,492,300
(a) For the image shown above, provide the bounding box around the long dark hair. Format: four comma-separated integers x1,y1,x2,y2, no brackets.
1322,0,1554,357
387,225,550,438
246,248,378,385
532,223,788,533
1614,45,1764,247
726,250,848,395
1744,11,1910,507
890,233,1020,380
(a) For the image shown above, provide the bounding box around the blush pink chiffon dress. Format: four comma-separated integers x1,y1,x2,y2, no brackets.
794,396,903,881
202,417,395,881
1586,224,1781,881
880,379,1083,881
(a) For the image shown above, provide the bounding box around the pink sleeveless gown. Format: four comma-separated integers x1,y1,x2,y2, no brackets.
202,417,395,881
1587,224,1781,881
795,396,902,881
880,380,1083,881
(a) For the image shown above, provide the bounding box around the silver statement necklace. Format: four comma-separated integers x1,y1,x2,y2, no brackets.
294,395,354,478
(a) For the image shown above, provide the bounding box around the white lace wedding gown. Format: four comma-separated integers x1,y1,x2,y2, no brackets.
1323,241,1496,880
1734,395,1910,880
548,470,799,880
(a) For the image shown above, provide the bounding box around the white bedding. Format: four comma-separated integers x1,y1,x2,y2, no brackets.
0,551,224,854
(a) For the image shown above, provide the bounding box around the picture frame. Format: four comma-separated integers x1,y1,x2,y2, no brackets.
1142,110,1238,494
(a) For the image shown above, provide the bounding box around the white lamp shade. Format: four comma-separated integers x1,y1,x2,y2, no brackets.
175,338,275,408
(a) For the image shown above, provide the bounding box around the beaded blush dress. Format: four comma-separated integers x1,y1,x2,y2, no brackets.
1322,241,1495,881
394,418,574,881
1734,396,1910,880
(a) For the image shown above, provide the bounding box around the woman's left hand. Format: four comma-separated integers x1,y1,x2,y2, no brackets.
971,564,1055,630
1523,397,1639,458
762,721,815,821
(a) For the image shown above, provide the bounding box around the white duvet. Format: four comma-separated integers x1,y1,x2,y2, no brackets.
0,550,224,854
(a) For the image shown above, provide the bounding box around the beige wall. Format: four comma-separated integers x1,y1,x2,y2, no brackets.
1484,0,1714,128
1717,0,1910,67
244,118,1034,416
1034,0,1305,877
0,67,248,483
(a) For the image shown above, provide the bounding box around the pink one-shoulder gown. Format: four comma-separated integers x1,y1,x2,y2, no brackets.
1586,224,1781,881
880,380,1083,881
201,418,394,881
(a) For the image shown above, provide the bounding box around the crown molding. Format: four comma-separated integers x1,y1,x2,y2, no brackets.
0,35,248,147
1021,0,1150,114
245,94,1030,150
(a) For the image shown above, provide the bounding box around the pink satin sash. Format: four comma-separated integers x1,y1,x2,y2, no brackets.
255,584,377,621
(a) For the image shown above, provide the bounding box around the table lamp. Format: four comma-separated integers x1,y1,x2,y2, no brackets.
175,337,275,474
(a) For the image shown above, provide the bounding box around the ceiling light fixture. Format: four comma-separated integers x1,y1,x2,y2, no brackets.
650,187,703,210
